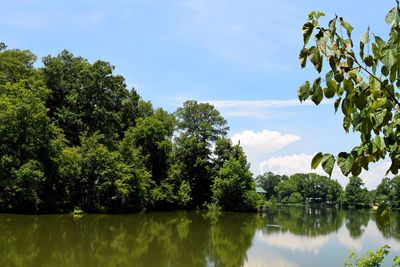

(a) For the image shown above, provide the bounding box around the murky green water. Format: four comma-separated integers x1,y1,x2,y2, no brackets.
1,207,399,267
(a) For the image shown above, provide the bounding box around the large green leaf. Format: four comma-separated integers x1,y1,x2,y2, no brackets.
381,48,397,68
372,136,386,153
309,47,322,73
341,98,353,116
339,17,353,38
374,35,386,49
385,7,400,27
325,79,337,98
298,81,310,101
337,152,353,176
354,93,367,109
299,48,308,68
321,154,335,176
334,97,342,113
360,28,370,44
311,152,324,169
302,22,314,46
308,11,325,20
311,78,323,105
372,109,388,127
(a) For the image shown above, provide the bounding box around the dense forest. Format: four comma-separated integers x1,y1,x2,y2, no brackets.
256,172,400,209
0,43,263,213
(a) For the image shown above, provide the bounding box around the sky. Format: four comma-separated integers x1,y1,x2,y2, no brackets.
1,0,396,189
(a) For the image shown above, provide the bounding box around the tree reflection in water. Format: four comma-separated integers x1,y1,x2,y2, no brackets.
0,212,262,267
0,208,399,267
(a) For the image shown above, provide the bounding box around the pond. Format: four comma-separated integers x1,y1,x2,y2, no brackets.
1,207,399,267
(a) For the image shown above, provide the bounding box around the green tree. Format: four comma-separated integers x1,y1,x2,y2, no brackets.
212,146,262,211
375,177,392,205
0,46,38,84
124,108,175,184
389,176,400,208
327,178,343,205
344,177,371,208
299,4,400,177
255,172,287,200
175,100,228,145
0,61,65,211
43,50,141,146
175,100,229,207
59,134,150,211
304,173,329,203
274,175,304,204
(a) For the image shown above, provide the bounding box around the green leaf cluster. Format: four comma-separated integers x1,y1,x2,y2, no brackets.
299,4,400,178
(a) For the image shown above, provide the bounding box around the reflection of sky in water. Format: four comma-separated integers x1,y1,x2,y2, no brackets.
245,210,400,267
256,231,329,254
1,209,399,267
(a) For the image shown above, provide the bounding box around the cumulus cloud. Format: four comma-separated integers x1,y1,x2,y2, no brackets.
231,130,301,161
259,154,318,176
259,153,392,189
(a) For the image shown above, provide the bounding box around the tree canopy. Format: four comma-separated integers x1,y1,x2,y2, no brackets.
0,45,261,213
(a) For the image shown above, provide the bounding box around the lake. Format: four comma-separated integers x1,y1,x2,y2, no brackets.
1,207,399,267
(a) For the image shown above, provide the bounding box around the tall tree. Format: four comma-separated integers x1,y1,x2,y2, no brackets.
175,100,229,206
0,49,65,211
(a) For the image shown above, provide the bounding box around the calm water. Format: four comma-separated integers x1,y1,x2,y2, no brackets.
1,207,400,267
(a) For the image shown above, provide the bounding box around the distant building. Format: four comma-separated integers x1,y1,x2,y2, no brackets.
255,186,267,198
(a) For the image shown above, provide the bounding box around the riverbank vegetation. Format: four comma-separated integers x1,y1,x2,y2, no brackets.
0,44,263,213
256,172,400,209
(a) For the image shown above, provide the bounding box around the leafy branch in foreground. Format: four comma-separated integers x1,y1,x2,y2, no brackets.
299,3,400,177
344,245,400,267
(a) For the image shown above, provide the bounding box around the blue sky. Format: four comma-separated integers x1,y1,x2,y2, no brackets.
1,0,396,188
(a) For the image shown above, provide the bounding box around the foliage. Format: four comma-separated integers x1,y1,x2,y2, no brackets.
43,50,142,146
257,171,346,206
177,180,192,208
344,245,400,267
344,176,372,208
299,3,400,177
212,158,262,211
0,45,260,213
255,172,287,200
174,100,230,207
212,146,262,211
374,175,400,208
175,100,229,145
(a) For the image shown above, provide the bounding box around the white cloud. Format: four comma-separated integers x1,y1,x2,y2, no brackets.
259,154,321,176
231,130,301,161
259,154,392,189
208,99,316,109
202,99,332,118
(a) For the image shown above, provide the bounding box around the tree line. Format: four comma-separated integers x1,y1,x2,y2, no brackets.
256,172,400,209
0,44,263,213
